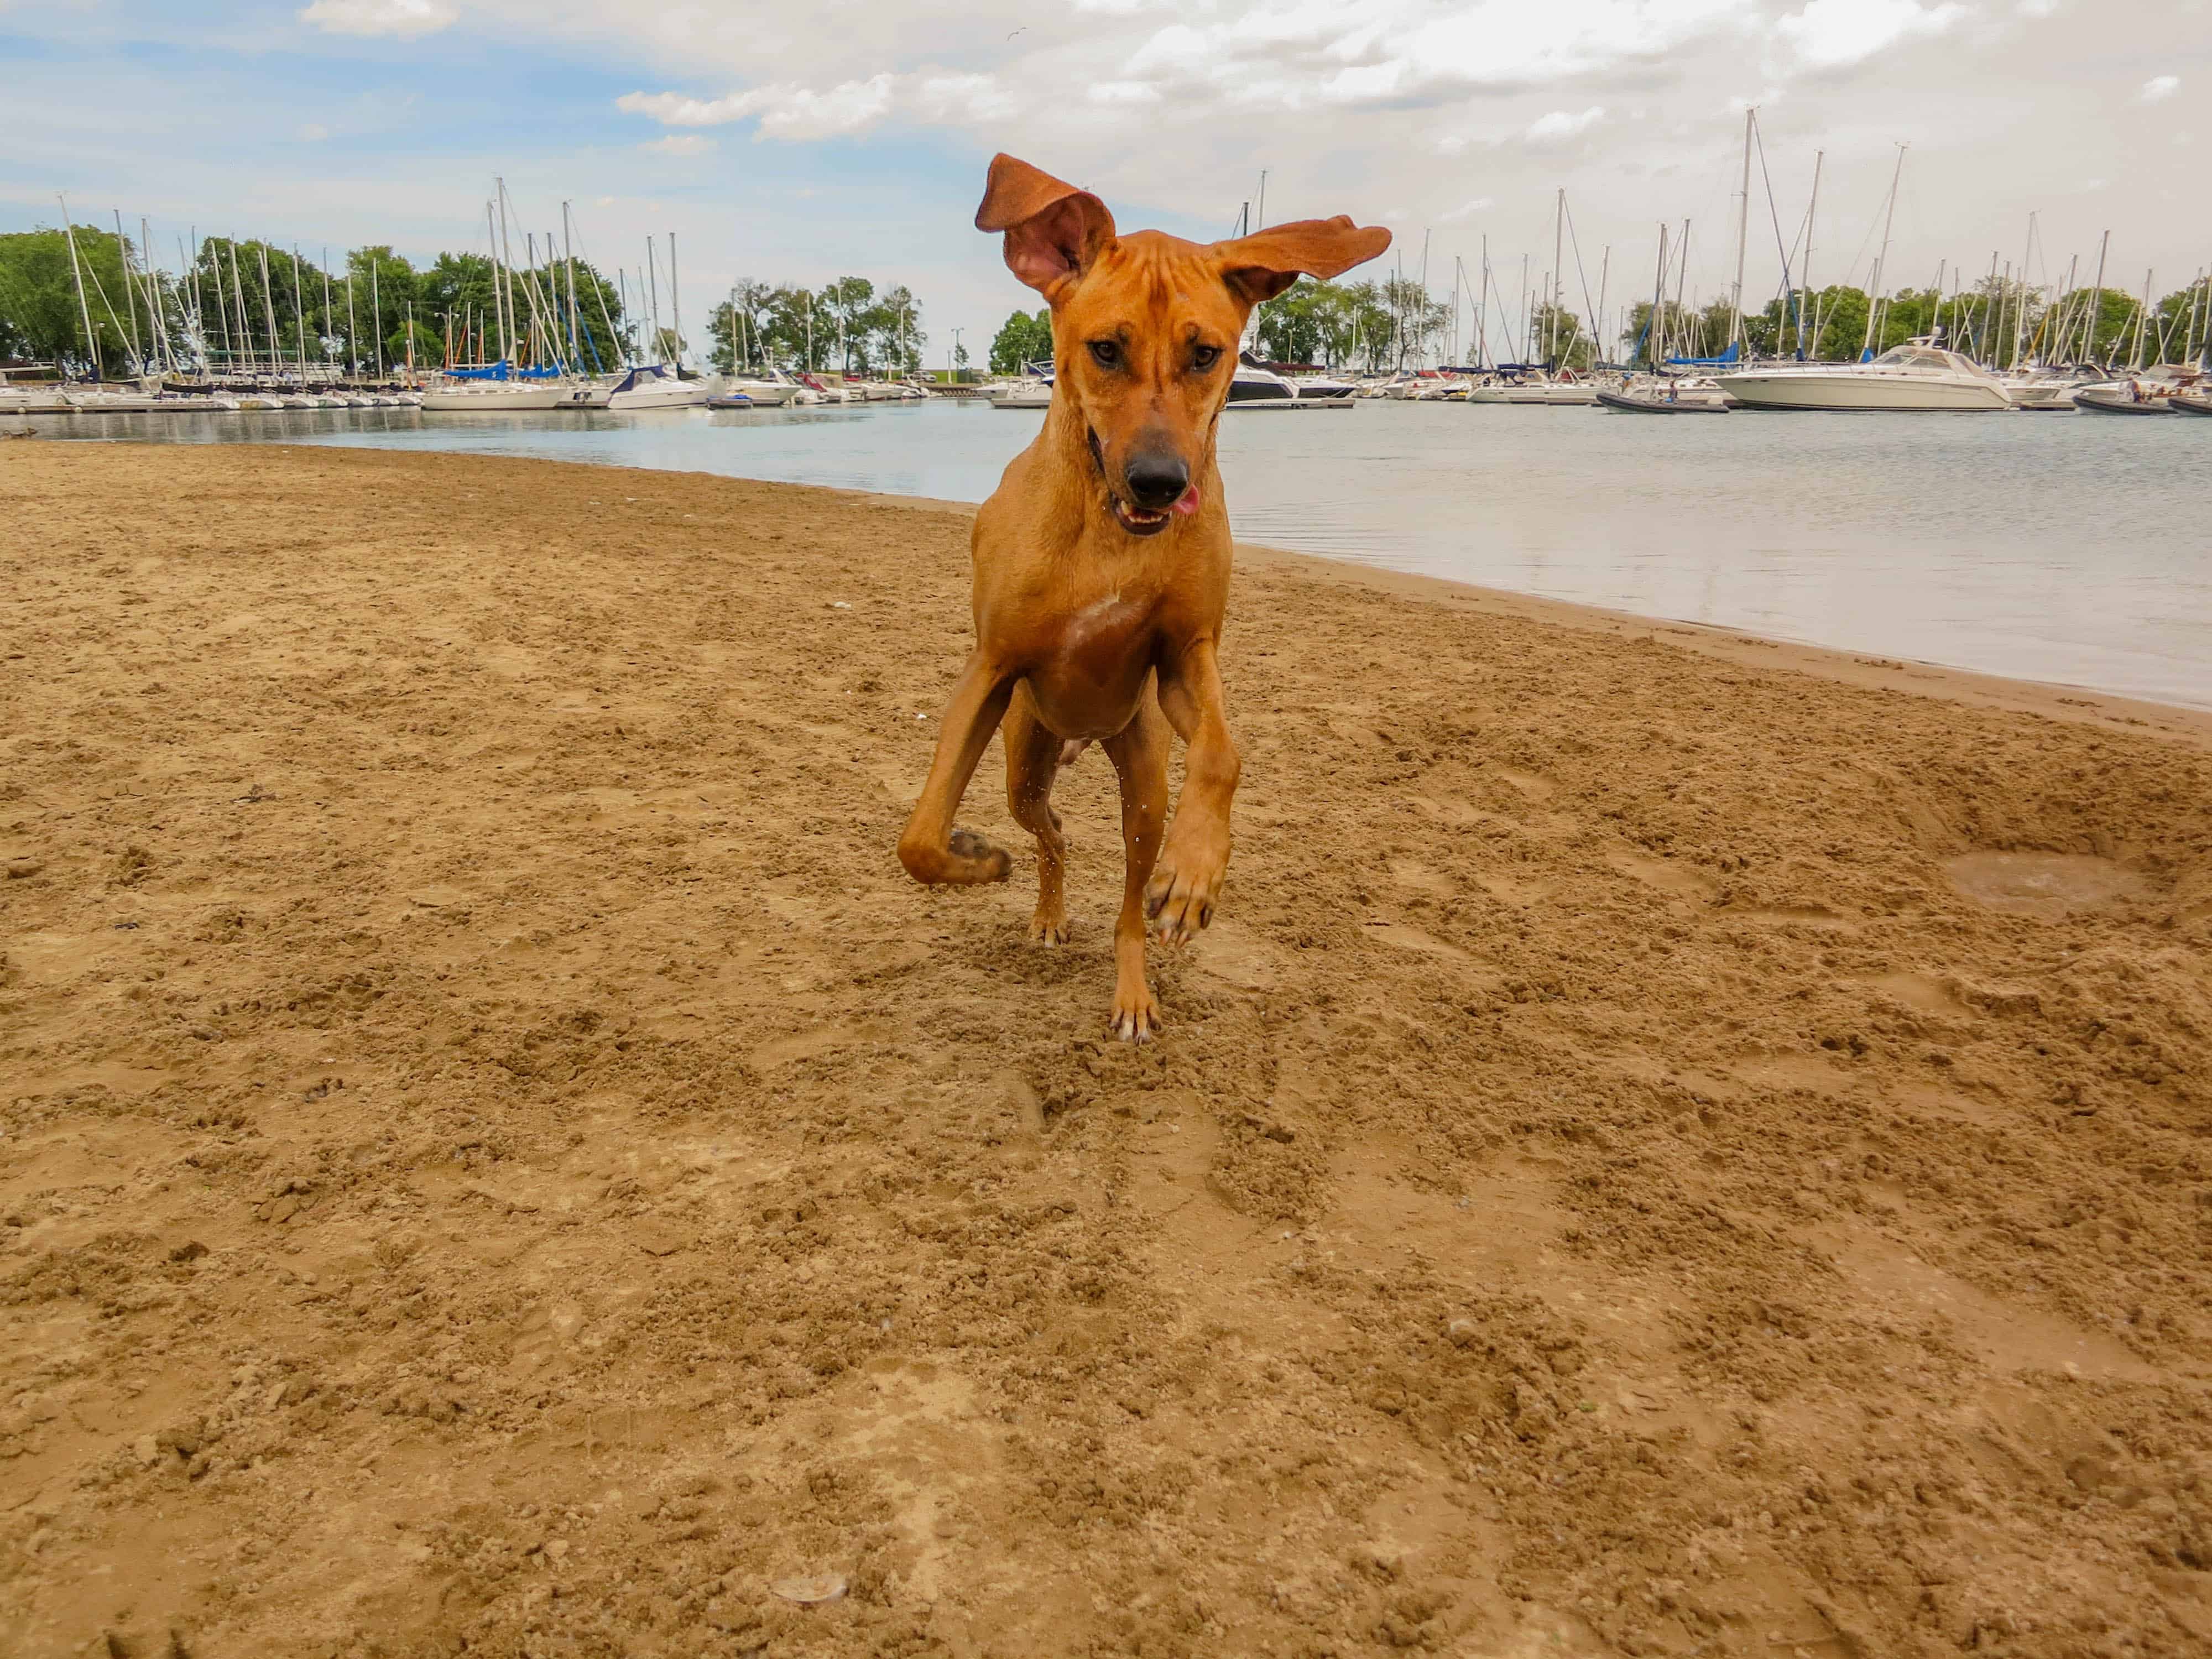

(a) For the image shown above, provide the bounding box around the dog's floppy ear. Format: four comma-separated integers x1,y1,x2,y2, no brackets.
1214,217,1392,306
975,153,1117,302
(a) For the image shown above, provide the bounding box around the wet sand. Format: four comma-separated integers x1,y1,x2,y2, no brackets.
4,442,2210,1658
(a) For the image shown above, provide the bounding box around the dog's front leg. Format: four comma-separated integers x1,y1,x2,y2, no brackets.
1146,638,1241,945
898,651,1016,886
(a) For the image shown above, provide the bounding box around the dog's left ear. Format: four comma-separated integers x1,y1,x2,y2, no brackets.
975,153,1118,303
1215,217,1392,306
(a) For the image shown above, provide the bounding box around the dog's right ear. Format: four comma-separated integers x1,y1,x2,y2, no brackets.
975,153,1117,302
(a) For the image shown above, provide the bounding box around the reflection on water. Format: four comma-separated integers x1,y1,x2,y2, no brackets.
26,398,2211,708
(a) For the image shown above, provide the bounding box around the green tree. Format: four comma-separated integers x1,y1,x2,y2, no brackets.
989,307,1053,374
0,223,169,374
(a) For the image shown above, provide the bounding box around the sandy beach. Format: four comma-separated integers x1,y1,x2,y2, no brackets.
4,441,2211,1658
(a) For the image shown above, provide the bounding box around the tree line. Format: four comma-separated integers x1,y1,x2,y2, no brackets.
705,278,927,377
982,270,2210,377
2,221,938,383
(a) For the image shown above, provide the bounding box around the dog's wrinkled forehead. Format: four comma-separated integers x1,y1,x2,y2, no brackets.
1067,231,1245,335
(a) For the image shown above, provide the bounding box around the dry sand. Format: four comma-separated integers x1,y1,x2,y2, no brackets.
3,442,2210,1659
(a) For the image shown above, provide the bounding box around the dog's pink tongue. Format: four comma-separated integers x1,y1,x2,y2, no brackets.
1172,484,1201,517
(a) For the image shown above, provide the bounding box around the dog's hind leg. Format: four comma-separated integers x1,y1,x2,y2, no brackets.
1100,690,1171,1041
898,651,1016,886
1002,685,1070,945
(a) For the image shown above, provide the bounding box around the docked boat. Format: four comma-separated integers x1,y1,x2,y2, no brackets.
2000,366,2094,411
420,376,576,412
2072,367,2203,415
602,363,709,411
2170,393,2212,417
1226,353,1300,404
990,376,1053,409
721,368,805,407
703,391,754,410
1717,340,2010,412
1595,384,1730,414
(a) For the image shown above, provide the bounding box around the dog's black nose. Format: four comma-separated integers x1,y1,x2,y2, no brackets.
1124,452,1189,512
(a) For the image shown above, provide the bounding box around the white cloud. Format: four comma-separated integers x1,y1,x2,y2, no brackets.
1524,106,1606,144
298,0,454,37
640,134,713,156
2140,75,2180,104
1772,0,1963,70
619,75,896,140
1441,197,1495,222
298,122,330,141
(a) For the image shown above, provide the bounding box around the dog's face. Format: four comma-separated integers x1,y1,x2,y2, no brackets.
977,155,1389,539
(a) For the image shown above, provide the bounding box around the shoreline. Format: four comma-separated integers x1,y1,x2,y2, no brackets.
18,426,2211,730
4,442,2209,1657
871,479,2212,746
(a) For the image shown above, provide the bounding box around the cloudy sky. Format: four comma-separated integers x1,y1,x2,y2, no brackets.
2,0,2202,359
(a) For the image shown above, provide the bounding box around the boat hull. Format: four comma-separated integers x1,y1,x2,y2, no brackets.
1717,372,2008,411
2073,389,2173,416
1594,389,1728,414
420,385,573,411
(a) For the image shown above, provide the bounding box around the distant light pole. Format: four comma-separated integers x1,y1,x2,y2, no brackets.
950,326,963,381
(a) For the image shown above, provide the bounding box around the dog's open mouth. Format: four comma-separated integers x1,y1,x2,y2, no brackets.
1110,494,1175,536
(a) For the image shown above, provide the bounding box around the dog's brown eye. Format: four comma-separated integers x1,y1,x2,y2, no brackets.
1192,344,1222,371
1088,340,1122,369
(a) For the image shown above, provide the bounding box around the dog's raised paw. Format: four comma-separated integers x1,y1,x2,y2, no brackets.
946,827,1014,884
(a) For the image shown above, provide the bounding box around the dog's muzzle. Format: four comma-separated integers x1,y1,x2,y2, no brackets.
1088,426,1200,539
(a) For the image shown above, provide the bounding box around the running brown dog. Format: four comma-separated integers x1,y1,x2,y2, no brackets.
898,154,1389,1040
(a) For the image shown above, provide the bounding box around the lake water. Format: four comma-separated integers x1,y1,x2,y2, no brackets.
27,398,2212,709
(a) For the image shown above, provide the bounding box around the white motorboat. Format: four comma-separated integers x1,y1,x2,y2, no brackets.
1717,339,2011,412
602,364,708,411
1225,353,1301,404
0,385,74,414
720,368,804,407
990,376,1053,409
2000,366,2094,411
420,377,575,412
1289,375,1359,401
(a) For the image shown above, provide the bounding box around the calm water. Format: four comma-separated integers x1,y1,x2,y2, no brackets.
28,398,2212,708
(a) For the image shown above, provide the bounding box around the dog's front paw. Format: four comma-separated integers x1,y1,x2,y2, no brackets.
901,827,1013,885
1144,827,1226,946
947,827,1014,884
1109,979,1160,1044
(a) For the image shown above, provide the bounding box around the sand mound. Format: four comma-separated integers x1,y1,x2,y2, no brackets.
3,445,2210,1658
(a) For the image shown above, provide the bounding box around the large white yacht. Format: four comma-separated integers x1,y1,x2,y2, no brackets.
1717,339,2011,412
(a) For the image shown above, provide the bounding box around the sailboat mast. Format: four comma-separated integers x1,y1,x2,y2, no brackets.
2013,213,2034,368
1649,222,1668,369
370,255,383,382
1731,107,1754,354
563,201,580,371
292,244,309,377
646,239,664,367
1862,144,1906,359
1551,188,1563,365
669,233,683,371
258,244,280,380
58,196,100,379
2132,269,2151,369
113,209,145,375
1801,150,1823,357
2086,229,2110,366
1477,234,1490,369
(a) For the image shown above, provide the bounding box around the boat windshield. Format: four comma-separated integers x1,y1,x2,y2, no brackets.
1870,343,1963,372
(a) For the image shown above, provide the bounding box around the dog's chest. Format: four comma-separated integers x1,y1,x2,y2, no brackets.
1022,585,1162,735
